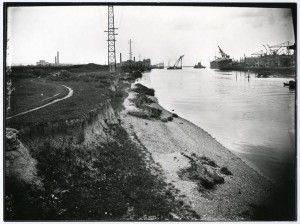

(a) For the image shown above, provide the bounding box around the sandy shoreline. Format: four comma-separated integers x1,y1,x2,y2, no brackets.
120,84,273,221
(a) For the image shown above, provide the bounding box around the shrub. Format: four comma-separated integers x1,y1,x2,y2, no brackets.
167,117,173,122
199,176,215,189
172,113,178,118
220,167,232,175
143,106,162,119
127,110,149,119
131,93,154,108
131,71,143,79
133,84,155,96
211,171,225,184
200,156,218,168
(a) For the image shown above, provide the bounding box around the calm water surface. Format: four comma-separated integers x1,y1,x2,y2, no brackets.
138,68,295,183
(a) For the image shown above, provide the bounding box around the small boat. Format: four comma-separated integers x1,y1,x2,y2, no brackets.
283,80,296,89
194,62,206,69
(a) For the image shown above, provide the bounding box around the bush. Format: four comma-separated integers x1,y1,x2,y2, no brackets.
133,84,155,96
220,167,232,175
131,71,143,79
127,110,149,119
211,171,225,184
199,176,215,189
131,93,154,108
143,106,162,119
172,113,179,118
200,156,218,168
167,117,173,122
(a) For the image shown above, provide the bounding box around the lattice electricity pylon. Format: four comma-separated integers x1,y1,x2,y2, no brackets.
105,5,118,73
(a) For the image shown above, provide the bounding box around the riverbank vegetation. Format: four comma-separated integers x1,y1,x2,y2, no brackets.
6,124,197,220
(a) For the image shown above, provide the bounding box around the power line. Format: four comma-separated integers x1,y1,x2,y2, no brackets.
105,5,118,72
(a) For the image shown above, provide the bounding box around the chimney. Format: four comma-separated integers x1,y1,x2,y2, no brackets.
55,56,57,65
120,53,122,64
134,57,135,62
57,51,59,64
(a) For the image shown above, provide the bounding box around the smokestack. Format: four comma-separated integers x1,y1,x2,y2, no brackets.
120,53,122,64
55,56,57,65
57,51,59,64
134,57,135,62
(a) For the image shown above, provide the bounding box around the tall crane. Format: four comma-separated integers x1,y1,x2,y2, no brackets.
268,41,292,55
167,55,184,70
218,46,230,59
263,45,270,55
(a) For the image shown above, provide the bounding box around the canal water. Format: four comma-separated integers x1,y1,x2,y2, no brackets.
138,68,296,183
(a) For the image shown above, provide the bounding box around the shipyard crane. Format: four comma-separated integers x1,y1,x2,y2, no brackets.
268,41,293,55
277,48,285,55
263,45,270,55
266,44,282,55
218,46,230,59
174,55,184,68
167,55,184,69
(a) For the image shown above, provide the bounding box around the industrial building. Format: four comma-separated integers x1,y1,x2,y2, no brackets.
36,60,50,66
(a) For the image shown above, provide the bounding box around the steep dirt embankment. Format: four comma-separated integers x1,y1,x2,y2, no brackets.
5,90,119,187
83,99,119,145
6,128,43,188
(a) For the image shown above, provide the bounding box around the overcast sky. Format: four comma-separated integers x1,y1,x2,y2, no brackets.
7,5,295,66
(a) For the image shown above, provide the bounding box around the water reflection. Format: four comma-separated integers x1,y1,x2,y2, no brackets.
138,68,295,183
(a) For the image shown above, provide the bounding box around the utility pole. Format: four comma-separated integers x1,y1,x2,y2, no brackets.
105,5,118,73
129,39,133,61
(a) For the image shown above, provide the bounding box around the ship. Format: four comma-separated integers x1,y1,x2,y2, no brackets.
152,62,164,69
194,62,206,69
213,41,296,76
210,46,233,69
167,55,184,70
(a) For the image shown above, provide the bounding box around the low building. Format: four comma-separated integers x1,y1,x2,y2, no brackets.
36,60,50,66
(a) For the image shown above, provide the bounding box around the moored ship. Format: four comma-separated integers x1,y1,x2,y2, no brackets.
210,46,233,69
194,62,206,69
219,41,296,76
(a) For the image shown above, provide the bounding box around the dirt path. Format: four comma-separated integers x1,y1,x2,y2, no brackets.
120,85,273,221
6,85,73,120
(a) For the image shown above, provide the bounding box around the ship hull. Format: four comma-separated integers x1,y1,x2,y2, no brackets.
167,67,182,70
210,59,232,69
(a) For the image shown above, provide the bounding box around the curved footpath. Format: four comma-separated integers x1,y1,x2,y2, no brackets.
6,85,73,120
120,84,273,221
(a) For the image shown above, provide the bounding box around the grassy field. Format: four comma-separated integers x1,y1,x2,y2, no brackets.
6,64,124,136
8,78,68,116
